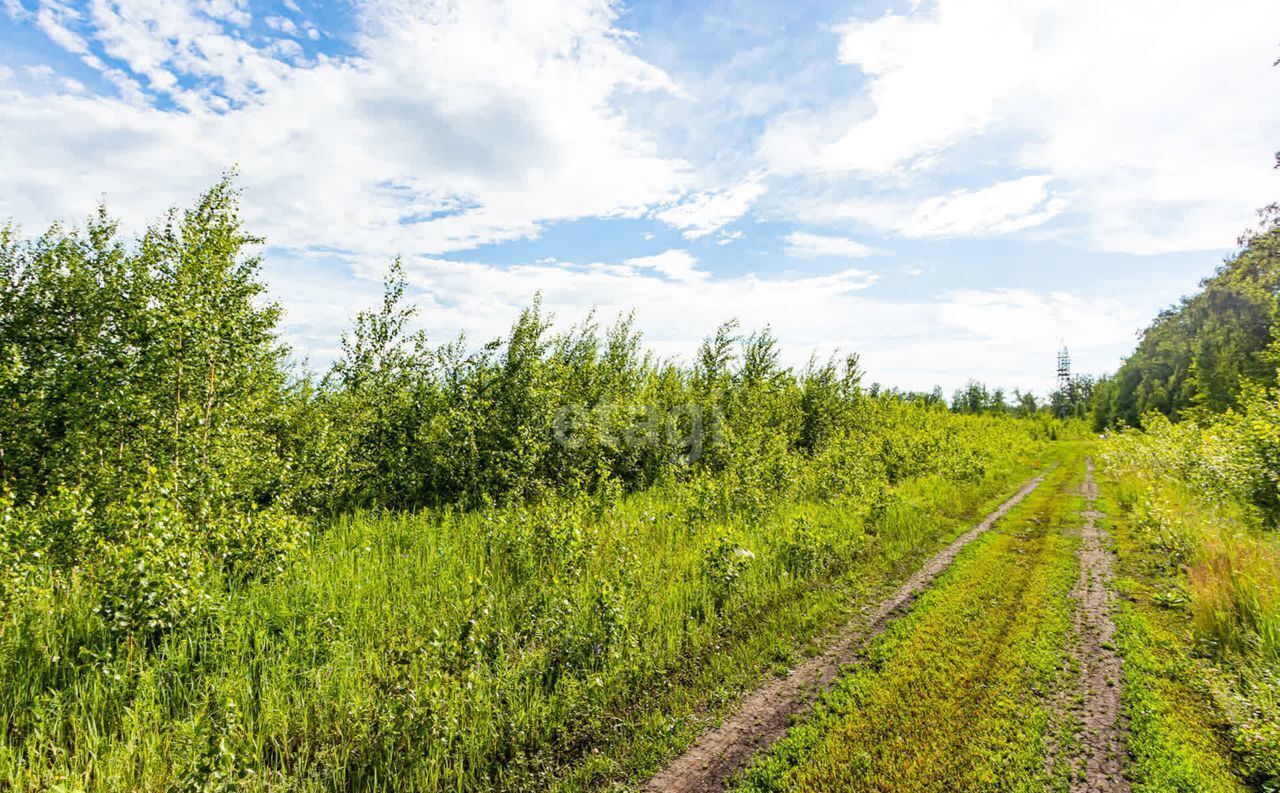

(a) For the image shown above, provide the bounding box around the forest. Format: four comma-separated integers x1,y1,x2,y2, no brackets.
1,179,1278,790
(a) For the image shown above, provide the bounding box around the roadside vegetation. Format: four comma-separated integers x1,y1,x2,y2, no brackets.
728,206,1280,790
1090,206,1280,428
1095,490,1250,792
1102,400,1280,789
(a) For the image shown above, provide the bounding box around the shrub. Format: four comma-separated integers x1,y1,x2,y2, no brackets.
701,533,755,613
206,507,310,582
93,487,214,640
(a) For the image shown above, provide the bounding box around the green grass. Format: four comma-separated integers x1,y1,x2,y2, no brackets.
0,447,1053,791
1098,491,1251,792
736,450,1086,792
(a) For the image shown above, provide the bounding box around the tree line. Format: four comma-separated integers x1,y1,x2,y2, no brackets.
1091,206,1280,429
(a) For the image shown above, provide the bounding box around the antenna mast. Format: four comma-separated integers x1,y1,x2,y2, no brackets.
1057,344,1071,394
1056,343,1072,416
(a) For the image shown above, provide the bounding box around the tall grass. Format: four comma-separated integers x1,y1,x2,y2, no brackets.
1191,536,1280,662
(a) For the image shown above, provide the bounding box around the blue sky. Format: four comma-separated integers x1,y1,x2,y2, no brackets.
1,0,1277,395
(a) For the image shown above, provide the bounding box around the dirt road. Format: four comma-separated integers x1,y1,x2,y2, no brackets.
646,455,1135,792
644,472,1048,793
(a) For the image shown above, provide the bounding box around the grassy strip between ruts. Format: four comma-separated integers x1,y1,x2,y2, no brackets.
1094,484,1251,792
734,448,1088,792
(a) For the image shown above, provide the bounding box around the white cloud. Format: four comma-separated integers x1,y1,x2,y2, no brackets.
760,285,1150,395
652,176,766,239
767,2,1031,176
29,0,290,109
783,230,875,258
935,288,1142,351
10,62,86,96
265,15,298,35
819,175,1068,239
4,0,1270,396
903,177,1069,238
623,249,706,282
274,248,1133,397
0,0,691,257
34,3,92,56
926,287,1149,386
761,0,1280,252
377,252,884,372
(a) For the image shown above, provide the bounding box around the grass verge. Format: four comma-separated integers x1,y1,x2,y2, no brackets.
1097,488,1251,792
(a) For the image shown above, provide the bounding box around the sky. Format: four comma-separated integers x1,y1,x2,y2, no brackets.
1,0,1278,396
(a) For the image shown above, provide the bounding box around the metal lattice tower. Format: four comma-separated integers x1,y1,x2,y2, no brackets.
1057,343,1072,396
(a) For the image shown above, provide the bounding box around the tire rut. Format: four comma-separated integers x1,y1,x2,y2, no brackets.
1050,458,1130,792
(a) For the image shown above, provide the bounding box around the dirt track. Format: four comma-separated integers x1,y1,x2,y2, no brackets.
642,472,1048,793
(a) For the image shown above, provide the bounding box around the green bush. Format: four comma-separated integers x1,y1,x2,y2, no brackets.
92,486,213,639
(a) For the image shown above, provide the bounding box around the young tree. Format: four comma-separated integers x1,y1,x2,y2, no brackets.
0,176,288,509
